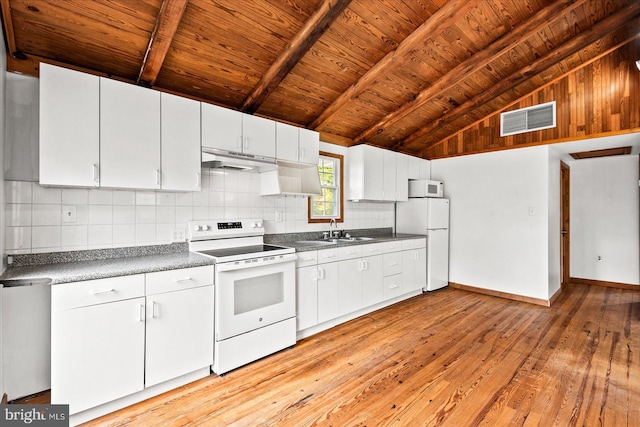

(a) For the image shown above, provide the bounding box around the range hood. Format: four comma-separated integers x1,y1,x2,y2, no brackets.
201,148,277,172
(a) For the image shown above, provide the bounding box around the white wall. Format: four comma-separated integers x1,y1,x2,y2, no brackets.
570,155,639,285
431,146,552,300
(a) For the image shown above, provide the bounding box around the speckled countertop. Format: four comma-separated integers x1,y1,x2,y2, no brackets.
0,243,215,285
265,228,427,252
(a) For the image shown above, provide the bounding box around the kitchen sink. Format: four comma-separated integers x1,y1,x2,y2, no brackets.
339,236,375,242
295,240,337,246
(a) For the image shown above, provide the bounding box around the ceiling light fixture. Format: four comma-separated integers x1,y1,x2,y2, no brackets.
636,59,640,71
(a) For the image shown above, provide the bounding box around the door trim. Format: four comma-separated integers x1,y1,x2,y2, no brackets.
560,161,570,286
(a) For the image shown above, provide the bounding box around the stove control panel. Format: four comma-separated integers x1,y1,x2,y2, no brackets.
188,219,265,241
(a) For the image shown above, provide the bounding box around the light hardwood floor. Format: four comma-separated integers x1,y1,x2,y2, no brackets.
26,284,640,426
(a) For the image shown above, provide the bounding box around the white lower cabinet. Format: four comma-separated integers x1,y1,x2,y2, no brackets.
402,238,427,292
296,265,319,331
338,258,363,316
145,285,214,387
317,261,339,324
52,266,214,415
362,254,384,306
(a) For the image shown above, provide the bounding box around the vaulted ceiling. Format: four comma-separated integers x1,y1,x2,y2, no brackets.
1,0,639,158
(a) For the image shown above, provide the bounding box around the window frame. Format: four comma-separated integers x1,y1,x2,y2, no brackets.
308,151,344,224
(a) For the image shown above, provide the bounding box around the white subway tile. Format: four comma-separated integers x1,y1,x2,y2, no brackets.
5,227,31,250
61,225,88,247
32,204,61,226
62,188,89,204
89,205,113,225
136,206,156,224
32,226,61,248
113,205,135,224
5,181,32,204
33,185,61,204
156,192,176,206
175,192,193,206
176,206,193,223
113,190,136,205
89,189,113,205
113,224,135,244
88,225,113,246
135,191,156,206
156,206,176,224
210,191,224,206
192,190,210,207
193,206,209,220
5,204,31,226
135,224,156,244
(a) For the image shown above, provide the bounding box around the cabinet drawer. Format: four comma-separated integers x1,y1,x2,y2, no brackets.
52,274,145,310
337,245,362,261
401,239,415,250
317,248,339,264
361,243,383,256
383,241,402,253
146,265,214,295
383,252,402,277
414,238,426,249
383,274,403,300
296,251,317,268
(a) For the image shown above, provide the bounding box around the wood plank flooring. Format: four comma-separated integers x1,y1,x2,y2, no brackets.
29,284,640,426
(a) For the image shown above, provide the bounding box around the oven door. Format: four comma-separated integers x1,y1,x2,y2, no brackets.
215,253,296,341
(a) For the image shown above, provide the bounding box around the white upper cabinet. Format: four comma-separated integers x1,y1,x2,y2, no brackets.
100,77,161,189
275,123,320,165
160,93,202,191
242,114,276,158
382,149,397,202
40,63,100,187
275,122,299,162
396,153,409,202
347,144,384,201
202,103,276,158
298,128,320,165
201,103,243,152
407,155,431,180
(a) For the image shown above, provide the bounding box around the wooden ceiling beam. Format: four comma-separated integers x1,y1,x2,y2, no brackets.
403,1,640,152
137,0,188,87
0,0,18,56
240,0,352,114
308,0,479,130
354,0,587,145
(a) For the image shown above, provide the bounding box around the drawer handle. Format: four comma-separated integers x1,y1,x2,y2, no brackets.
173,277,192,283
302,257,314,262
323,254,336,258
92,288,115,295
389,262,398,266
389,284,399,289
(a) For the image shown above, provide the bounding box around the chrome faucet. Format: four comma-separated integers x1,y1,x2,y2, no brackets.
329,218,337,239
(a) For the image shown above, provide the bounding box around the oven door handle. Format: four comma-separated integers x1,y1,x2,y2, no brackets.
216,253,297,272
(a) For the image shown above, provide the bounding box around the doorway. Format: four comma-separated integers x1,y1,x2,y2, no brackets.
560,161,570,285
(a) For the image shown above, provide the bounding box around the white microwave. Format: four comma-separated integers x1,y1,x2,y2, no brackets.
409,180,444,198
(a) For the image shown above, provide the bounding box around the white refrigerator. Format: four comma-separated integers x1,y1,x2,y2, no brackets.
396,198,449,291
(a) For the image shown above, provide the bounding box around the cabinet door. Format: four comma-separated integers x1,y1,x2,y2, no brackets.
242,114,276,158
419,159,431,180
317,262,339,323
201,103,243,152
145,286,214,387
382,150,397,201
407,156,420,180
161,93,202,191
338,259,363,316
51,298,145,414
362,255,383,306
362,145,384,200
100,78,161,189
396,153,409,202
276,122,299,162
296,266,318,331
298,128,320,165
383,274,404,300
40,63,100,187
402,250,417,291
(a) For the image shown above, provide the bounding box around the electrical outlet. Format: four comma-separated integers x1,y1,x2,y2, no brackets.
62,205,77,223
171,228,186,243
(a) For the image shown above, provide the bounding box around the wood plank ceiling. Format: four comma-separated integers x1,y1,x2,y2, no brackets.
1,0,639,159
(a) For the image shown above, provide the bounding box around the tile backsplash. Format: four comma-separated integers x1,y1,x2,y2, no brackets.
4,169,395,254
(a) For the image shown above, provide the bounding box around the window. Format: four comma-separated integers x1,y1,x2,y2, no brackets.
308,152,344,223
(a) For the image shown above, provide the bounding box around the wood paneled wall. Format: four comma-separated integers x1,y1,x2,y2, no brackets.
425,38,640,159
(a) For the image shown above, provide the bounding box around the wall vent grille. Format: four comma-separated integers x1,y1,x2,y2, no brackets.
500,101,556,137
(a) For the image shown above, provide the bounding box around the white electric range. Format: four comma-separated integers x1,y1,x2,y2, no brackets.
188,219,297,375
